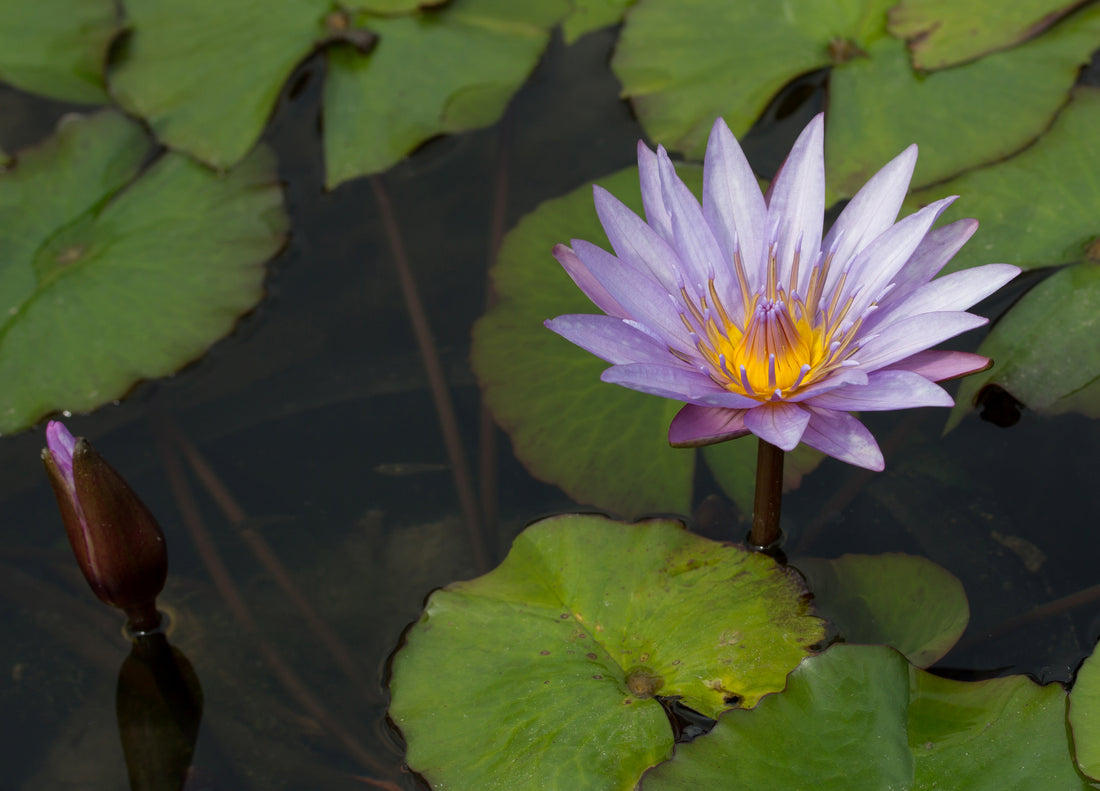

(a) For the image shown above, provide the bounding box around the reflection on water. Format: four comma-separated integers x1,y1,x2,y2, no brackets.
1,27,1098,791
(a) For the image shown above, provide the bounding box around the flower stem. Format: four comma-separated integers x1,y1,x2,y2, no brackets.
750,439,784,548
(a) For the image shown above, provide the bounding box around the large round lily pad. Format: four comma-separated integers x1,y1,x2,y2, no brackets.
643,644,1090,790
471,166,701,517
389,514,824,791
795,553,969,668
1070,640,1100,780
887,0,1086,70
0,111,287,434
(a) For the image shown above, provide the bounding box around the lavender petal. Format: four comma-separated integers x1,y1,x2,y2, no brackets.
669,404,750,447
743,401,811,451
801,407,885,471
806,370,953,411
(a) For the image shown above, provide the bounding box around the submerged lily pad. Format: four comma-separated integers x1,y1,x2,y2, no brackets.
643,644,1089,790
389,514,825,791
888,0,1086,70
949,262,1100,428
0,111,286,434
0,0,118,103
613,0,1100,197
108,0,565,185
1070,640,1100,779
795,554,969,667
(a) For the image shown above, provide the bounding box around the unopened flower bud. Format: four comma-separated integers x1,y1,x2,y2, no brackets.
42,421,167,631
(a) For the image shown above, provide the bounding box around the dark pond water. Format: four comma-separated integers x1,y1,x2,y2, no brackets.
1,27,1098,791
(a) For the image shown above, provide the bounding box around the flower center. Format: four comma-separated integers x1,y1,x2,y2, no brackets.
676,247,864,401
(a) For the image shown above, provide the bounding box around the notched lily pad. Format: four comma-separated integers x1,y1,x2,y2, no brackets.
389,514,825,791
107,0,565,184
888,0,1088,70
641,645,915,790
912,87,1100,276
795,553,969,667
0,0,119,103
949,262,1100,428
0,110,287,434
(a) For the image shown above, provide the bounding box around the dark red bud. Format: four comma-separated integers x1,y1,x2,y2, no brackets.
43,435,167,631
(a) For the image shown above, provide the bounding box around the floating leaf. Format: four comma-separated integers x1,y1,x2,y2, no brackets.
611,0,867,154
108,0,327,169
911,87,1100,275
389,514,825,791
1070,640,1100,780
472,165,707,517
561,0,637,43
888,0,1087,70
642,645,915,790
948,262,1100,429
828,2,1100,197
908,665,1088,790
108,0,564,183
0,0,118,103
794,553,969,667
613,0,1100,198
644,644,1089,790
324,0,565,186
0,111,287,434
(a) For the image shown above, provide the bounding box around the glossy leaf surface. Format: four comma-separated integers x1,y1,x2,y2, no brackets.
0,111,286,434
389,514,825,791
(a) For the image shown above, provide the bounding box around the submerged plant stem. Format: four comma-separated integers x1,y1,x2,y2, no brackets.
750,439,784,548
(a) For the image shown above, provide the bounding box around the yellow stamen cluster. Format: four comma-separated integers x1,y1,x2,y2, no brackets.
677,248,864,401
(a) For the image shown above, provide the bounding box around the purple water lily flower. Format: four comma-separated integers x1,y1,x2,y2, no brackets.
545,115,1018,470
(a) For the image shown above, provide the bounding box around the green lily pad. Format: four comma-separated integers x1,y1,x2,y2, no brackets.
911,87,1100,276
611,0,870,155
0,111,286,434
887,0,1086,70
324,0,564,187
612,0,1100,198
0,0,118,104
108,0,565,184
828,2,1100,197
561,0,637,43
108,0,328,170
948,261,1100,429
644,644,1089,790
908,665,1088,790
794,554,969,667
642,645,915,790
472,165,707,517
349,0,448,13
1070,640,1100,780
389,514,825,791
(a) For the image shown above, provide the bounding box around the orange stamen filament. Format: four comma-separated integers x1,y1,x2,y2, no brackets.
682,245,864,401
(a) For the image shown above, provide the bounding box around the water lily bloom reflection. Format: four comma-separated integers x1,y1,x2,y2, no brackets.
546,115,1018,470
